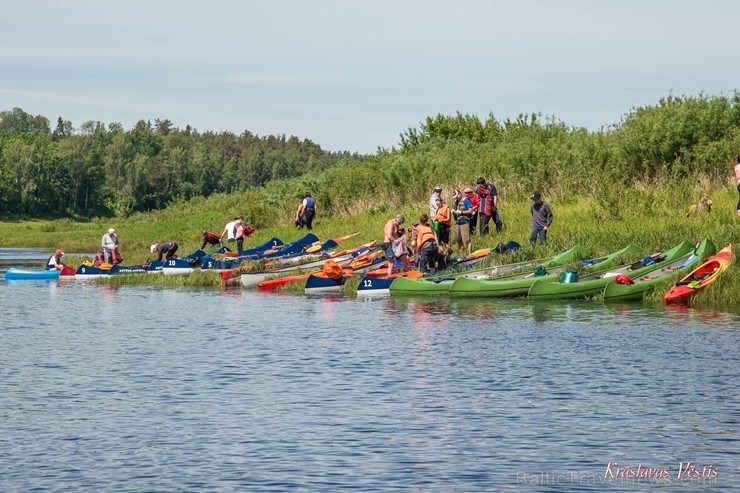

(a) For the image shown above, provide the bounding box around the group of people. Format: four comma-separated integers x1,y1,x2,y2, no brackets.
46,227,124,270
216,216,255,252
383,181,554,275
426,177,509,257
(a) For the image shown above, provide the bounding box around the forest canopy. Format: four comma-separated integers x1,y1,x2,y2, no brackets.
1,90,739,220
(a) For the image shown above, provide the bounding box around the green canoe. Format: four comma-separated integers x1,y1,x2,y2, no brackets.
446,244,656,299
390,244,593,295
527,241,694,300
445,244,639,298
602,239,716,302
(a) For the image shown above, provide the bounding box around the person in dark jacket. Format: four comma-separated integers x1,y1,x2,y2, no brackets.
296,192,317,230
150,241,179,261
530,192,553,246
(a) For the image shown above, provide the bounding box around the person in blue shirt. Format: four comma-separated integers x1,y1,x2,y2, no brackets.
453,187,474,256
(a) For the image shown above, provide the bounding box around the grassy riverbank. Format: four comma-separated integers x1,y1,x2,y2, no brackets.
1,182,738,308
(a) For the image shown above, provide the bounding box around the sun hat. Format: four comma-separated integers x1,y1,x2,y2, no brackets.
108,228,115,234
55,249,64,255
452,189,460,198
463,187,473,194
433,186,442,192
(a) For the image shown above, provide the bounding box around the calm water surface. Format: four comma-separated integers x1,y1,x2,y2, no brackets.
1,249,738,492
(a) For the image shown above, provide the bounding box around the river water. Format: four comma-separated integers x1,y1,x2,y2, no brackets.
1,249,738,492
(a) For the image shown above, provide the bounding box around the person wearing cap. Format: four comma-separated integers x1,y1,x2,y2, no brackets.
383,214,408,276
476,177,503,236
45,249,66,270
101,228,120,264
530,192,553,246
150,241,179,262
453,187,475,255
429,186,442,219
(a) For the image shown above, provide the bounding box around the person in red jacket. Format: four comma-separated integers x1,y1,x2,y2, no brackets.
201,229,222,250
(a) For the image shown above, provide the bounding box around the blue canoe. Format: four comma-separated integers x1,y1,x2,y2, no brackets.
5,267,62,281
246,233,319,260
304,273,348,293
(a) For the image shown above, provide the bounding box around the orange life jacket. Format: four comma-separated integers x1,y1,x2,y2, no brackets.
415,224,436,249
435,204,451,226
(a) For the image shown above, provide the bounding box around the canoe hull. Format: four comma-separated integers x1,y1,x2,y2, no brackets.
357,271,423,296
304,274,347,293
390,244,589,296
664,244,732,304
5,268,61,281
162,257,194,276
603,240,716,302
527,241,694,300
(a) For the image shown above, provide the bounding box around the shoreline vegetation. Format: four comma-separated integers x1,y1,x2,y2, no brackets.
1,91,739,307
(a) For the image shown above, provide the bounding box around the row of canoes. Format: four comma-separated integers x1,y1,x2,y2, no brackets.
5,235,731,305
383,240,731,304
3,233,334,281
248,240,523,293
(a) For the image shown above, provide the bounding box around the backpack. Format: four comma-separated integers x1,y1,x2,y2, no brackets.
322,260,344,280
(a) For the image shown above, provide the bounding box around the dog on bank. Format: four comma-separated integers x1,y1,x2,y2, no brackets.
686,194,713,217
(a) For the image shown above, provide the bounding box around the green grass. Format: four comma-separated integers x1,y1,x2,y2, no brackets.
2,183,739,307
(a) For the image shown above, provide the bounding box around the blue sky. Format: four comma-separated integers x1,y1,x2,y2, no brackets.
1,0,738,154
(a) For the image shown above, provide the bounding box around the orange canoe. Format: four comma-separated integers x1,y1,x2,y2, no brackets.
663,244,732,304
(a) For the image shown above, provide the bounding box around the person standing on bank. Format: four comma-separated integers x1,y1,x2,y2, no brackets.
220,217,239,244
434,197,451,248
429,186,442,220
296,192,317,230
46,249,66,270
233,218,246,252
150,241,179,262
734,154,740,216
383,214,408,276
476,177,503,235
530,192,553,246
101,228,119,264
453,187,474,256
415,214,439,273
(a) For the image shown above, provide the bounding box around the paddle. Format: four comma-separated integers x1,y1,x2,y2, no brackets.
304,232,361,253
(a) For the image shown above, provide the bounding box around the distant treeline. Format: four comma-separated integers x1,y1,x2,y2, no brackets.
0,107,366,217
2,91,739,221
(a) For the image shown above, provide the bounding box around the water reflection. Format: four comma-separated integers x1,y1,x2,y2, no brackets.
0,271,738,492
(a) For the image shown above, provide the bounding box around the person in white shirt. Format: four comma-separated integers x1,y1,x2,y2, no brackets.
46,249,65,270
429,186,442,219
101,228,119,264
220,217,239,243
